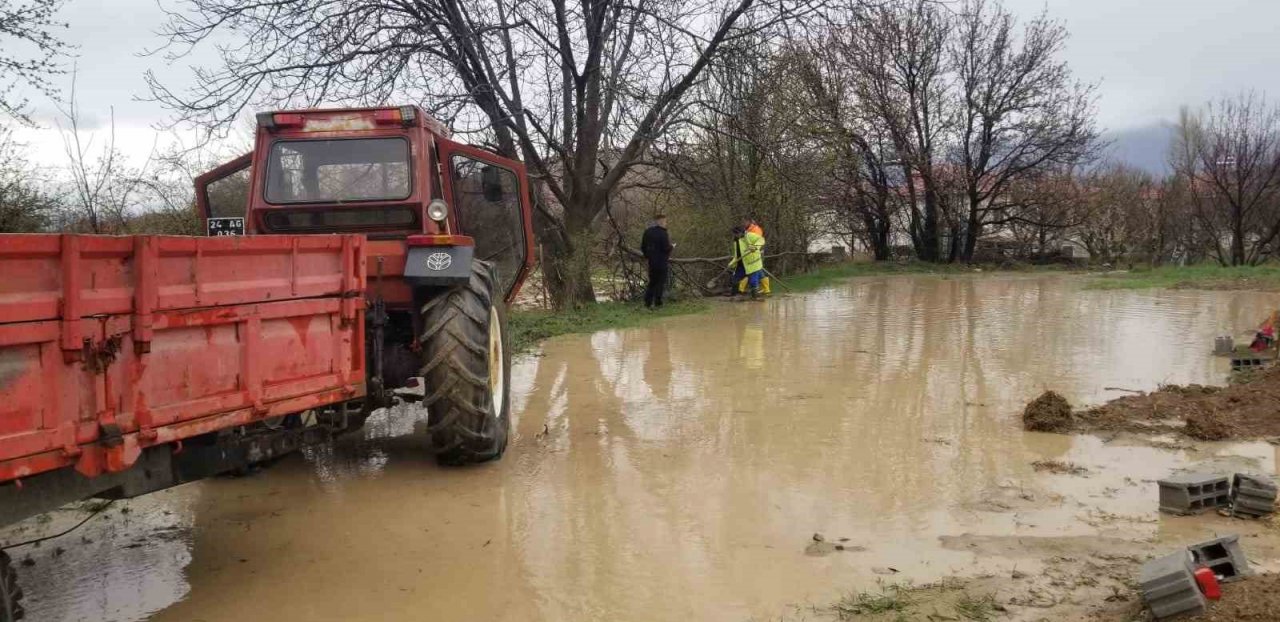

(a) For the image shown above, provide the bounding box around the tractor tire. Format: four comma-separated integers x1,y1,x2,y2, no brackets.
419,260,511,466
0,550,23,622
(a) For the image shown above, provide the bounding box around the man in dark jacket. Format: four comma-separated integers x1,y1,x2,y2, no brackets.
640,214,674,308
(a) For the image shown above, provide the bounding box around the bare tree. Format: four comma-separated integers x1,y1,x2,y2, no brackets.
950,0,1098,261
1074,163,1154,264
793,40,900,260
148,0,817,307
651,38,826,264
0,124,58,231
0,0,69,123
828,0,951,261
57,73,155,233
1173,93,1280,266
1000,167,1084,259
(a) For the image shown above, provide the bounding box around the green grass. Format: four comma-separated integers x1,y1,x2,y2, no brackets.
953,593,999,621
777,259,1074,293
831,583,915,618
1086,263,1280,291
509,299,709,354
780,261,971,292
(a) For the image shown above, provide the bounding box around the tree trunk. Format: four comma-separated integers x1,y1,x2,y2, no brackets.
961,201,981,262
860,207,892,261
1232,207,1246,266
532,196,597,310
920,191,941,262
539,230,596,309
873,221,891,261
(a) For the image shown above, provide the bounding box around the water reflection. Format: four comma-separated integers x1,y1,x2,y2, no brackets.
8,274,1280,621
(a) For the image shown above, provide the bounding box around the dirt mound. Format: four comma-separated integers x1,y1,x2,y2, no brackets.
1023,391,1073,432
1199,573,1280,621
1184,409,1237,441
1036,366,1280,441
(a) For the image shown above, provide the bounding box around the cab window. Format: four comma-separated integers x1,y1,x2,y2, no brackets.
266,138,411,203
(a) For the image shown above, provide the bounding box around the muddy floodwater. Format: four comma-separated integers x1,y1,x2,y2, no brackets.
6,273,1280,621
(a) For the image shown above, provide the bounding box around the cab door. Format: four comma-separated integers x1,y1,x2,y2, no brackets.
437,140,536,302
194,153,253,236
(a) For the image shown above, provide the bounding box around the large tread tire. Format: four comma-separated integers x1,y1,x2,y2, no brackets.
419,260,511,466
0,550,23,622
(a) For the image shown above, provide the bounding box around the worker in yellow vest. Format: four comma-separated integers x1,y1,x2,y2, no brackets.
728,225,769,297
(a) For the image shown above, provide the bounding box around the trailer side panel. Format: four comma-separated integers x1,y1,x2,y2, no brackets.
0,234,366,483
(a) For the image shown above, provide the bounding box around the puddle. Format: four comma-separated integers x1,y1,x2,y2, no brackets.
5,273,1280,621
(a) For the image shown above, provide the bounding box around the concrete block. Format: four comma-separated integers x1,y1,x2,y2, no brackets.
1231,355,1269,371
1214,335,1234,355
1228,481,1269,514
1139,550,1206,620
1232,473,1277,499
1187,534,1250,583
1158,472,1231,515
1230,474,1277,518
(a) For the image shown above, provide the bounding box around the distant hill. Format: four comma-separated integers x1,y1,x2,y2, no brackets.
1102,122,1174,175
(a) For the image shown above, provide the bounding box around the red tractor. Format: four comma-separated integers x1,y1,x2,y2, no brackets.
197,105,535,464
0,106,533,620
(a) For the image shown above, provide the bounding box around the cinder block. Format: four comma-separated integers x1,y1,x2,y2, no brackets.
1232,355,1269,371
1234,473,1277,496
1214,336,1234,355
1158,472,1231,515
1187,534,1250,583
1140,550,1206,620
1230,473,1277,518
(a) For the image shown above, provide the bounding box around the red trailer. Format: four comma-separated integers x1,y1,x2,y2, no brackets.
0,233,366,485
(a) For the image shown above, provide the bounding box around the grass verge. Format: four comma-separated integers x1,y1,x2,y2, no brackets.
510,261,1067,354
509,299,709,354
779,260,1070,293
1086,264,1280,291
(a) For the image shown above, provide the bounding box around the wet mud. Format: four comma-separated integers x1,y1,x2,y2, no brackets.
1045,366,1280,441
3,274,1280,621
1200,572,1280,621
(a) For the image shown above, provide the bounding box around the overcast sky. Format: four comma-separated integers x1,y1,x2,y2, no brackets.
11,0,1280,168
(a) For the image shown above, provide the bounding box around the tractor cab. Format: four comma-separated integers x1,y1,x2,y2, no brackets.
194,105,535,304
194,106,534,464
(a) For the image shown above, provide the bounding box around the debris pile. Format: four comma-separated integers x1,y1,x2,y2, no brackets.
1022,391,1073,432
1022,365,1280,441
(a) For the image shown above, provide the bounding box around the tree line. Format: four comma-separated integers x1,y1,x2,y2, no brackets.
3,0,1280,308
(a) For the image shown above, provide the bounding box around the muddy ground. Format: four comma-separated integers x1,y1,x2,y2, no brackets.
1026,366,1280,442
4,274,1280,622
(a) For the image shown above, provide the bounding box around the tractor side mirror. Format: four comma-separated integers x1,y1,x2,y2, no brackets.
481,166,505,202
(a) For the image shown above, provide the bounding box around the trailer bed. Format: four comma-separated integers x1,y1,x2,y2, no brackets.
0,234,367,484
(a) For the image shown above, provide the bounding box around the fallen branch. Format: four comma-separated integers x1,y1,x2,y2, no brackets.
1103,387,1145,394
617,244,814,265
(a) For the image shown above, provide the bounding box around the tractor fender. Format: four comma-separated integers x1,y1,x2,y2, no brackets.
404,245,474,288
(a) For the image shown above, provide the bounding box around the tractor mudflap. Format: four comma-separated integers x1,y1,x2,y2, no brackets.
404,245,474,288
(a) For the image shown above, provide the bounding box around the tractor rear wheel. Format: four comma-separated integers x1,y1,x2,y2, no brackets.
419,260,511,465
0,550,23,622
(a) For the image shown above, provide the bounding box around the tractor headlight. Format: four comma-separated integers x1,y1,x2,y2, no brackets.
426,199,449,223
